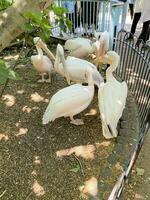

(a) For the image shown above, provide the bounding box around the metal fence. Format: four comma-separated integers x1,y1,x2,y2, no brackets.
50,0,124,40
108,31,150,200
114,31,150,130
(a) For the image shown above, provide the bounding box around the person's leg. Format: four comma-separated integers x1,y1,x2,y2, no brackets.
129,3,134,19
130,12,141,35
136,20,150,45
126,12,141,40
121,1,129,30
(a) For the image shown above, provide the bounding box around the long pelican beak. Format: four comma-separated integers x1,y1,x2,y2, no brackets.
101,54,109,64
94,41,104,67
98,40,105,58
59,53,70,85
38,40,56,62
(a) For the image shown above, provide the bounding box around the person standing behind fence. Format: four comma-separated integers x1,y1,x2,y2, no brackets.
128,0,135,19
137,0,150,47
120,0,135,30
127,0,150,47
62,1,80,33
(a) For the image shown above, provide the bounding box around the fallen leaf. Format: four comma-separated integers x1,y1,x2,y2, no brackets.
70,165,80,173
32,180,45,196
136,168,145,176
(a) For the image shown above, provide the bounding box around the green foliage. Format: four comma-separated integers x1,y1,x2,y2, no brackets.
0,60,21,85
0,0,13,11
23,5,72,42
52,5,72,32
23,10,52,42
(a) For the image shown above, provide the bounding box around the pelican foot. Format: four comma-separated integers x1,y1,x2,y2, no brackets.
45,79,51,83
70,118,84,125
37,79,46,83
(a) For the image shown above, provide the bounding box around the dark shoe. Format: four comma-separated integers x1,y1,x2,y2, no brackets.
142,44,150,50
125,35,134,41
135,39,143,48
81,33,88,37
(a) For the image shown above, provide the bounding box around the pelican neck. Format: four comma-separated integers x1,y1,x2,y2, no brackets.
36,46,43,56
106,62,118,81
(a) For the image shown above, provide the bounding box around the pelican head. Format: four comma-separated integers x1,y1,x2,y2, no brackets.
94,30,102,40
102,51,120,65
64,39,73,50
57,44,64,57
33,37,41,45
91,41,99,54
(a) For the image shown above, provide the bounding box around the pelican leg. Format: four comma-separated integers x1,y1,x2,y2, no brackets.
38,73,45,82
59,54,71,85
70,116,84,125
45,71,51,83
65,73,71,85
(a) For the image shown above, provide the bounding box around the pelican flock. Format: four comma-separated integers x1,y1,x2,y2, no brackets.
31,31,128,139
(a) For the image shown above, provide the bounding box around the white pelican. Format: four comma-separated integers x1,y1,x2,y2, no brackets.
54,44,104,87
94,30,102,40
94,31,110,66
31,37,55,82
64,37,97,58
42,67,94,125
98,51,128,139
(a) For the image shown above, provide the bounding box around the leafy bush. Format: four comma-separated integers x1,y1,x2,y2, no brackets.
23,5,72,42
0,60,21,85
0,0,13,11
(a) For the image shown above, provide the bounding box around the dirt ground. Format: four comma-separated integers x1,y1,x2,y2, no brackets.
0,44,139,200
121,130,150,200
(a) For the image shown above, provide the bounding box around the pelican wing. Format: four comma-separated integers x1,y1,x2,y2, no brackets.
65,38,91,51
43,84,93,124
67,57,97,70
103,81,127,124
98,80,128,138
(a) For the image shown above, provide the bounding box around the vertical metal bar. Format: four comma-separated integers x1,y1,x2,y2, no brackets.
101,1,105,31
86,1,88,34
89,1,91,32
93,1,95,31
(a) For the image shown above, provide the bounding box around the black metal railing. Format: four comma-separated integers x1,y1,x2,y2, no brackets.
114,31,150,130
51,0,124,43
108,31,150,200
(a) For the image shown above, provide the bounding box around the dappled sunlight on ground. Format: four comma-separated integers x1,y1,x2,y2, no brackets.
17,89,25,94
30,92,49,103
95,141,111,148
115,162,123,172
15,127,28,137
0,133,9,141
2,94,16,107
56,144,96,160
3,54,19,61
32,179,45,197
2,12,8,18
22,106,32,113
21,105,40,114
31,170,37,177
15,121,21,127
80,177,98,198
34,156,41,165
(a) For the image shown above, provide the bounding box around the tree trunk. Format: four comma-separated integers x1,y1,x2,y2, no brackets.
0,0,53,52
